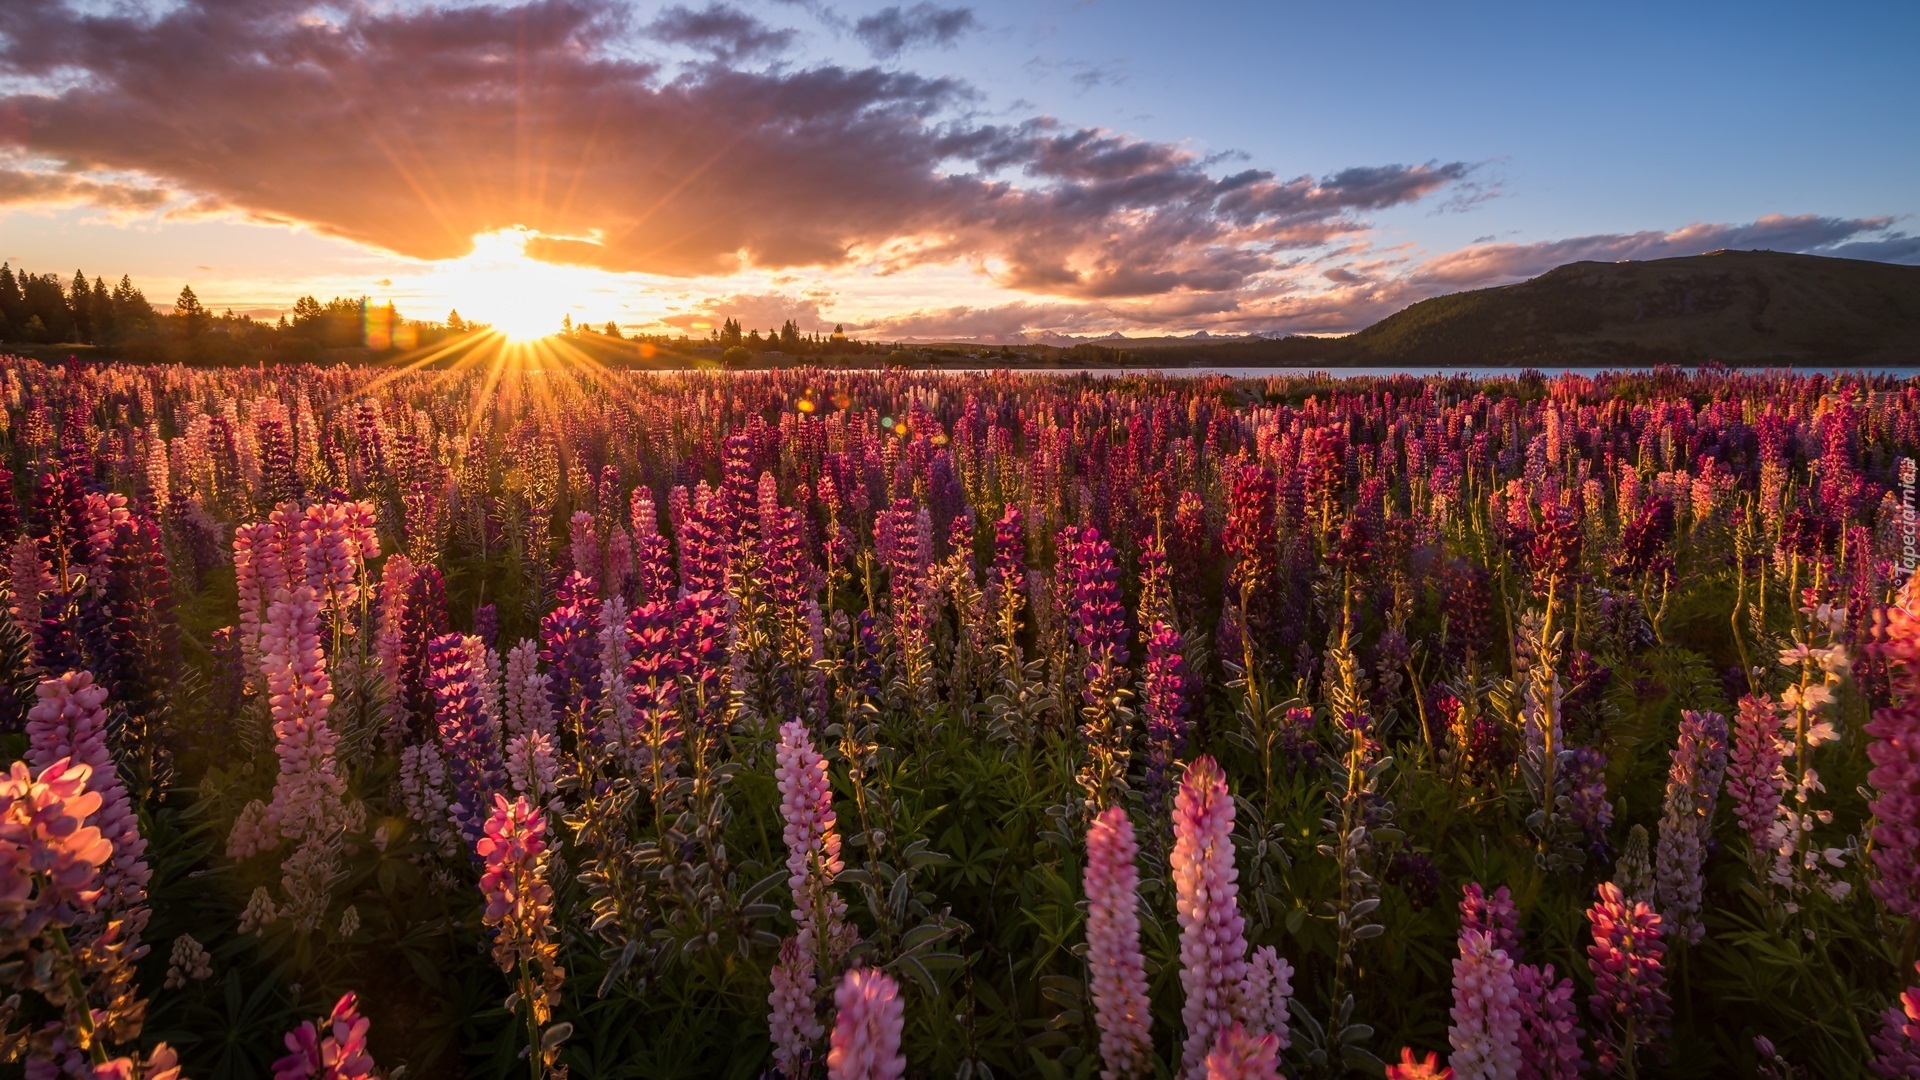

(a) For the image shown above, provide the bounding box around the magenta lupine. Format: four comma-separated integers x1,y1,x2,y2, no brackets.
1727,694,1786,855
1585,882,1670,1075
1868,597,1920,919
428,633,506,844
1063,524,1133,808
1173,756,1250,1076
25,672,149,930
1449,929,1522,1080
1084,806,1152,1079
827,968,906,1080
630,488,674,606
1202,1022,1281,1080
1872,963,1920,1078
1654,709,1728,944
273,992,378,1080
1458,883,1522,962
1512,962,1585,1080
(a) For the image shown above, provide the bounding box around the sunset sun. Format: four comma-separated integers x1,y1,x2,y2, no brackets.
427,228,603,343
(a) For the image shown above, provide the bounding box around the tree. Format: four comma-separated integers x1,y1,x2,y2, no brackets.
780,319,801,350
175,284,209,338
831,323,847,343
603,321,621,339
68,270,91,342
447,309,467,334
88,277,114,345
561,313,573,337
721,345,751,368
0,265,23,330
113,275,153,332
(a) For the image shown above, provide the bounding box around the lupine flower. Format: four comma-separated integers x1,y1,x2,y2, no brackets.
428,634,506,844
1449,928,1522,1080
775,720,847,955
26,673,149,931
0,756,110,951
1561,745,1614,859
475,794,565,1023
1726,694,1786,854
503,639,553,737
1872,963,1920,1078
256,587,347,845
769,935,823,1079
273,992,378,1080
1084,806,1152,1079
827,967,906,1080
1201,1022,1280,1080
1654,709,1728,944
1612,824,1654,907
1512,962,1585,1079
540,571,603,727
1869,593,1920,919
1585,882,1670,1074
1172,756,1250,1076
1385,1048,1455,1080
1238,945,1292,1049
163,933,213,990
1458,883,1522,962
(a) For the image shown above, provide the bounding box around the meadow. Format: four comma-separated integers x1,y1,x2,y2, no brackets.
1,357,1917,1079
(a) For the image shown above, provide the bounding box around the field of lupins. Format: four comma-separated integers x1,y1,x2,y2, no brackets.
7,358,1920,1079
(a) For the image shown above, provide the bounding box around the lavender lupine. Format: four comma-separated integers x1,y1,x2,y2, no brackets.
1868,591,1920,920
769,935,823,1079
1654,709,1728,945
1585,882,1670,1075
1239,945,1293,1048
1561,745,1614,860
1173,756,1250,1076
1084,806,1152,1079
827,968,906,1080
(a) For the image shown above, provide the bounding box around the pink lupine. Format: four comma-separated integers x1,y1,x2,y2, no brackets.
25,672,149,928
258,587,345,842
568,510,600,584
300,500,379,624
9,534,51,651
776,720,846,952
0,757,111,950
1869,593,1920,919
1084,806,1152,1079
1449,929,1522,1080
273,992,378,1080
1871,963,1920,1078
1513,962,1585,1079
475,794,564,1025
1726,694,1786,854
1173,756,1250,1076
769,935,823,1079
1201,1022,1280,1080
373,554,416,694
1585,882,1670,1075
1458,883,1522,962
827,968,906,1080
1239,946,1293,1049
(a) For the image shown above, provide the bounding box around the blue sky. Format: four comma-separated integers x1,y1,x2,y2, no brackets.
1,0,1914,339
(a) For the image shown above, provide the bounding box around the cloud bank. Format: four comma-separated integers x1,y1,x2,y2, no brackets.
0,0,1912,339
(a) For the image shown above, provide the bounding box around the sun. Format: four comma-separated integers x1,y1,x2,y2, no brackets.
426,228,603,343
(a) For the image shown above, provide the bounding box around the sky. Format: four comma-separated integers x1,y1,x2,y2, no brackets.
1,0,1916,342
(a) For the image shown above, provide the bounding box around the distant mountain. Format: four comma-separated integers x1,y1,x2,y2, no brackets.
1341,249,1920,365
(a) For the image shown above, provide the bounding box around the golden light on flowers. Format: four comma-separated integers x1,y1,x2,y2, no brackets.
424,228,605,344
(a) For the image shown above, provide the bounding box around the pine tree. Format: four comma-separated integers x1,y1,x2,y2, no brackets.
67,270,92,342
447,309,467,334
175,284,208,338
88,277,114,344
0,264,22,329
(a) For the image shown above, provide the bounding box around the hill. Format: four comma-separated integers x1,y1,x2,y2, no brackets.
1340,249,1920,366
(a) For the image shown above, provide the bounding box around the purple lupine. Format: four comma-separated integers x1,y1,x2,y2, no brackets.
540,571,603,730
631,487,675,606
1140,622,1191,818
1513,962,1586,1080
1062,525,1132,809
1561,745,1615,860
427,633,505,844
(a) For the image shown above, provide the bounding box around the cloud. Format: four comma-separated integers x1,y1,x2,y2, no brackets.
853,4,976,58
656,291,832,334
0,0,1472,304
646,3,797,62
0,165,168,212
